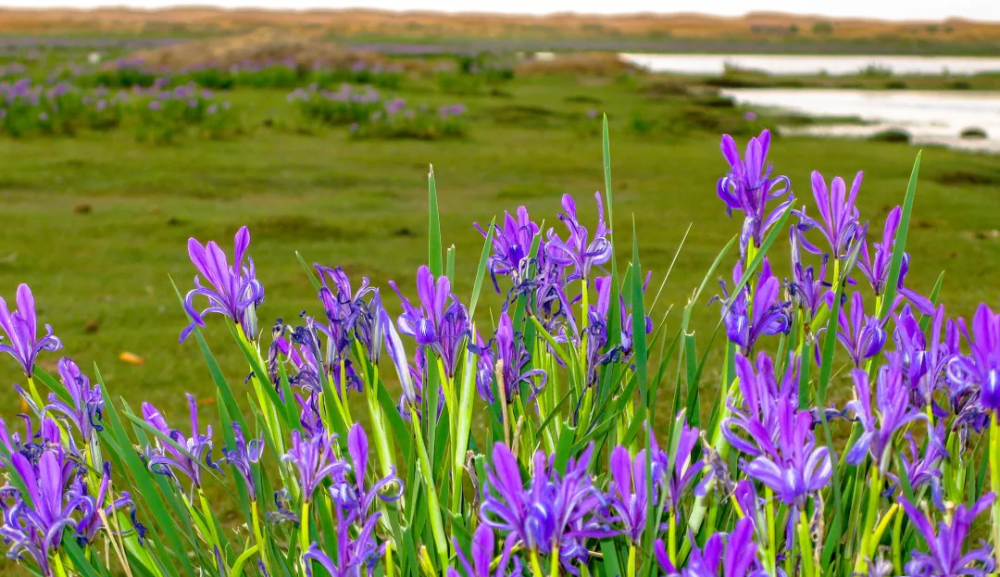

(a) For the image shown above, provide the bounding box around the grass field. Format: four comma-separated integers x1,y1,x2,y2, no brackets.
3,71,1000,418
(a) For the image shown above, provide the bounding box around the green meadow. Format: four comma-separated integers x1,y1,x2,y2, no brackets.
3,72,999,421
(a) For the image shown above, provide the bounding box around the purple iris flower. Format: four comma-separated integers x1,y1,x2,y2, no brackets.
328,424,402,523
856,207,934,315
732,480,763,536
952,304,1000,412
315,265,372,370
741,396,832,508
475,206,541,292
0,283,62,378
891,305,930,391
142,394,221,489
302,508,381,577
655,517,761,577
222,423,264,501
479,311,547,404
44,358,103,442
69,462,144,546
833,292,888,367
607,446,664,544
180,226,265,342
788,236,829,320
529,252,576,337
901,493,996,577
660,421,706,514
844,363,925,471
717,130,793,255
545,192,612,281
449,524,502,577
717,259,791,354
590,275,653,364
390,266,471,379
282,429,348,503
793,171,865,265
479,442,613,571
895,424,947,508
723,351,798,457
1,448,86,577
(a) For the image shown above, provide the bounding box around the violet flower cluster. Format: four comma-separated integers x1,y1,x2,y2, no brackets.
2,128,1000,577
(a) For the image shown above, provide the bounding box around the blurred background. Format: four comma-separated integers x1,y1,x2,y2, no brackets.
0,0,999,491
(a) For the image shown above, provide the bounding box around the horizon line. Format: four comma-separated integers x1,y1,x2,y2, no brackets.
0,5,996,24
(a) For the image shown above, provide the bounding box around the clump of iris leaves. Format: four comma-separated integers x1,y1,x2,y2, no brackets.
1,119,998,577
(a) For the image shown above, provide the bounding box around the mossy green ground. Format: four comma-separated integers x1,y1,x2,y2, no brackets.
1,74,999,545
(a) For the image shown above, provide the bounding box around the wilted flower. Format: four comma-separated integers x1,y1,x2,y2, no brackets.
0,283,62,378
180,226,265,342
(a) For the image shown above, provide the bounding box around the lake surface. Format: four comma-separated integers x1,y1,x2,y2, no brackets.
722,88,1000,153
619,53,1000,76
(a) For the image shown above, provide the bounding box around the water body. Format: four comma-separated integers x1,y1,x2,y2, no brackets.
721,88,1000,153
619,53,1000,76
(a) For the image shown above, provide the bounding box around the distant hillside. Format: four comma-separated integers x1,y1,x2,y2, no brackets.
0,8,998,54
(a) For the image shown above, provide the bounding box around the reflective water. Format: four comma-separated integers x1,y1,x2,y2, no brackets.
721,88,1000,153
619,53,1000,77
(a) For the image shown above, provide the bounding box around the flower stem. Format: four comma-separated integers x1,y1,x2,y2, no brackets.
892,502,903,573
409,406,449,569
765,488,777,575
385,542,395,577
299,500,310,567
51,552,69,577
854,467,883,576
797,509,815,577
990,415,1000,567
529,550,545,577
251,500,272,576
668,510,677,566
627,545,636,577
